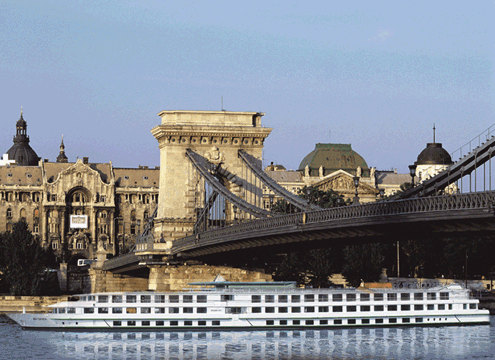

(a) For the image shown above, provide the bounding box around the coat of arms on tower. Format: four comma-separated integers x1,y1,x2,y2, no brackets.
205,146,225,164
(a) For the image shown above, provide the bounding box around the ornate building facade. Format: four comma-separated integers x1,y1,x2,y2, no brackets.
0,112,159,263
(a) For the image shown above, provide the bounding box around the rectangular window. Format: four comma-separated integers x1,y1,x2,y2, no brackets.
375,305,384,311
428,304,435,310
278,295,288,303
155,295,165,303
320,320,328,325
184,321,192,326
183,295,193,303
266,320,274,326
348,319,356,325
212,321,220,326
388,293,397,301
98,295,108,303
169,307,179,314
440,292,449,300
374,293,384,301
183,307,193,314
141,295,151,303
333,294,343,302
155,307,165,314
389,318,397,324
156,321,164,326
304,307,315,313
197,295,207,303
291,307,301,313
265,295,275,303
376,318,384,324
126,295,136,303
280,320,288,325
401,305,410,311
142,321,150,326
304,294,314,302
334,319,342,325
84,308,94,314
305,320,314,325
265,307,275,313
401,293,410,301
333,306,343,312
278,307,288,313
346,293,356,302
221,295,234,301
449,304,453,310
126,307,137,314
291,295,300,303
252,307,262,313
318,306,329,313
171,321,178,326
141,307,151,314
113,321,121,326
293,320,300,325
98,307,108,314
388,305,397,311
198,321,206,326
318,294,328,302
252,295,261,303
470,304,477,310
414,305,423,311
463,304,468,310
415,318,423,323
427,293,436,300
360,293,370,302
361,306,371,312
402,318,410,323
347,306,357,312
362,319,370,324
112,295,122,303
127,321,136,326
196,307,207,313
169,295,179,303
112,307,122,314
414,293,423,301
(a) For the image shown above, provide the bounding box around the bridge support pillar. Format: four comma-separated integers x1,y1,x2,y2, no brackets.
148,264,272,292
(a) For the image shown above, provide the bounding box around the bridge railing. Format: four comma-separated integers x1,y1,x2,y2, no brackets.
171,191,495,251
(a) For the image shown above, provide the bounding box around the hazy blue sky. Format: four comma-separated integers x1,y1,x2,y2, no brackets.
1,0,493,172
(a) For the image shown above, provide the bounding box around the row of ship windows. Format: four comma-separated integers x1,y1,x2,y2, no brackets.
89,292,450,304
53,303,477,314
109,317,450,327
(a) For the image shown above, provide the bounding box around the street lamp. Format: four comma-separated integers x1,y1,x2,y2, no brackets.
268,194,274,211
352,176,360,205
409,164,417,187
379,188,385,199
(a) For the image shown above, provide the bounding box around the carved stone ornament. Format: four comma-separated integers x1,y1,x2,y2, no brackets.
205,146,225,164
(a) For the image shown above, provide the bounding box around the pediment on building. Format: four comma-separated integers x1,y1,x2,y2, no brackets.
50,159,102,185
315,171,379,195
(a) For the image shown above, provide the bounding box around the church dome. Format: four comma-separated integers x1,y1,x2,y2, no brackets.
415,143,452,166
5,111,40,166
298,143,369,177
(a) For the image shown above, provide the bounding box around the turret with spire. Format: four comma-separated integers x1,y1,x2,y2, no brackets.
56,135,68,163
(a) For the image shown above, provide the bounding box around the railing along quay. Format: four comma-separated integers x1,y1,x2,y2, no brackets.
169,191,495,254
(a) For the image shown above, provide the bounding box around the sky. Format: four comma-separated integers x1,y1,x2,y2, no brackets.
1,0,494,173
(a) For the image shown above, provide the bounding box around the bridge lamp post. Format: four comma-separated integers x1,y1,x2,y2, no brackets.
352,176,360,205
233,205,238,225
409,164,417,187
268,194,274,211
379,188,385,199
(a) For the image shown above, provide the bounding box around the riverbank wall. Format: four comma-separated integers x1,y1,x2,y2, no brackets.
0,295,69,314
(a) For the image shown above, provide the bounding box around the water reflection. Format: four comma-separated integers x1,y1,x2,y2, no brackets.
20,325,491,360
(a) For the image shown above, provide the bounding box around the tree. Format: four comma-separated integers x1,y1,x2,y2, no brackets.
342,243,386,287
0,220,48,295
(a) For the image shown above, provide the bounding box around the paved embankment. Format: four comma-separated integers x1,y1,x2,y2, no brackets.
0,295,69,314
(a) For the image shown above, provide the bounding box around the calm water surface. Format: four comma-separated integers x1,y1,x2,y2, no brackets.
0,315,493,359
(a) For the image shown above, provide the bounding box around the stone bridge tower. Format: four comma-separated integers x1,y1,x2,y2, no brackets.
150,110,272,252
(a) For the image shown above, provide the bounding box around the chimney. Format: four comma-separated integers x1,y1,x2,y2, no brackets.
83,157,89,164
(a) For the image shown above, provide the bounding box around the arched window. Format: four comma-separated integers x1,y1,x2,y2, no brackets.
6,208,12,218
130,210,136,221
101,211,107,219
34,208,40,218
20,208,27,219
144,210,149,221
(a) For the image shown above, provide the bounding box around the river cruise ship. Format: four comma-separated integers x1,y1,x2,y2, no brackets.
7,281,489,330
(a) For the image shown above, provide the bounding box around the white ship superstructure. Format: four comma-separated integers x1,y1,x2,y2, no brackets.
7,282,489,330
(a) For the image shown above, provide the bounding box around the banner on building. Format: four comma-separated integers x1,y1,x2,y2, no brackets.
70,215,88,229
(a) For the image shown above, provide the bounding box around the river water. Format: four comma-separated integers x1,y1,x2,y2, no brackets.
0,315,493,360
